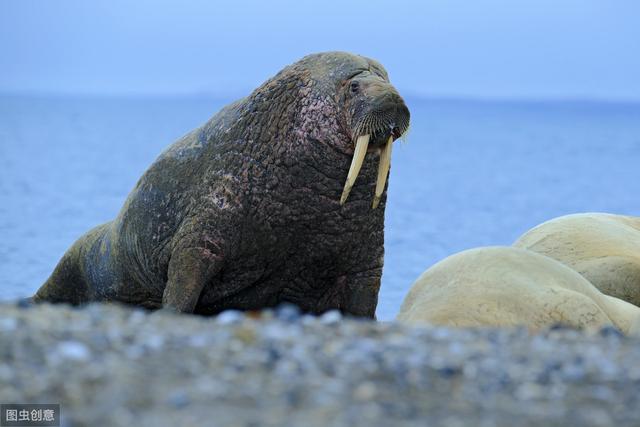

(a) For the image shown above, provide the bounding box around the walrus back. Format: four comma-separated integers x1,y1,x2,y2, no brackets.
33,223,112,304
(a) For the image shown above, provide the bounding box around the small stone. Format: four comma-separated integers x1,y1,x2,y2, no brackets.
128,309,147,324
432,328,452,340
0,364,13,381
516,382,545,401
56,341,91,361
144,334,165,350
438,365,462,378
275,303,302,322
188,334,208,347
353,381,377,400
320,310,342,324
234,325,257,344
167,390,190,408
262,323,294,341
215,310,244,324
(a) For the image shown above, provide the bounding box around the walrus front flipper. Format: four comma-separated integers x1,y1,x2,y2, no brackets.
340,269,381,318
162,247,225,313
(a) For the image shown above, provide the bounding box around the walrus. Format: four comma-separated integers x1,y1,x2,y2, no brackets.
514,213,640,306
396,247,640,333
33,52,410,317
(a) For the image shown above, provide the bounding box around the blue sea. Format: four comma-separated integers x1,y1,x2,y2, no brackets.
1,95,639,320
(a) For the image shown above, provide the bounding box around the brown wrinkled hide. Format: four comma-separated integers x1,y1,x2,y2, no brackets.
34,52,410,317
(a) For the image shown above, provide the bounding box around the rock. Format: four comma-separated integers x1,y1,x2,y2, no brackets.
275,303,302,322
215,310,244,324
55,341,91,361
320,310,342,324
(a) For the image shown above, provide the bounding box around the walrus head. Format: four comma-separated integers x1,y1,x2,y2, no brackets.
338,56,410,208
247,52,410,209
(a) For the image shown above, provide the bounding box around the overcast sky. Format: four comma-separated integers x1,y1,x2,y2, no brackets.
1,0,639,100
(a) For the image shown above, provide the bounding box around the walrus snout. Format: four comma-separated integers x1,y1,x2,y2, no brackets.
354,85,410,147
367,100,410,148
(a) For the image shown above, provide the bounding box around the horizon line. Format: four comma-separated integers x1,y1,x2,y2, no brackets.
1,90,640,107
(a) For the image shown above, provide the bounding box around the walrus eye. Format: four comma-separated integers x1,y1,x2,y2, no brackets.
350,81,360,94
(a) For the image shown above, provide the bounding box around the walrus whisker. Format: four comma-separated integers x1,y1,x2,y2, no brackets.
340,134,370,205
372,135,394,209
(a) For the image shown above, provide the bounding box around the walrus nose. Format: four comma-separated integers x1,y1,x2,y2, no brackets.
374,94,409,130
373,92,403,110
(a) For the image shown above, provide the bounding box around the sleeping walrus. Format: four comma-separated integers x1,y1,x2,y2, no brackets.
514,213,640,306
33,52,410,317
397,247,640,333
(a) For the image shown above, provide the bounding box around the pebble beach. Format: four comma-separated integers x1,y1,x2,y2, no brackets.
1,302,639,427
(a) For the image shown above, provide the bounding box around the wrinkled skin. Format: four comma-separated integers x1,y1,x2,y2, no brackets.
33,52,410,317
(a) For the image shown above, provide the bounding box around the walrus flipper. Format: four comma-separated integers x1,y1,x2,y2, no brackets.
159,211,234,313
341,267,382,318
33,223,111,305
161,246,224,313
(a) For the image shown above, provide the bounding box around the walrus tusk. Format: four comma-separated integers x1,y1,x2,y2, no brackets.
340,134,370,205
372,135,394,209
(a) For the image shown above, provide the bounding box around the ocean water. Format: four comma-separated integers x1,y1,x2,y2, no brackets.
1,95,639,320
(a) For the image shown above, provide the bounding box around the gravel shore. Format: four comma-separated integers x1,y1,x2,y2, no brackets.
1,302,639,427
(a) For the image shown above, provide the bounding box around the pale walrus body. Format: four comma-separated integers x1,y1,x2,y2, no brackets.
397,247,640,333
34,52,410,316
514,213,640,306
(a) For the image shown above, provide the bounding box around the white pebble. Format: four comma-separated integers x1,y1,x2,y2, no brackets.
56,341,91,361
320,310,342,324
216,310,244,324
353,381,377,400
188,334,208,347
144,334,165,350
